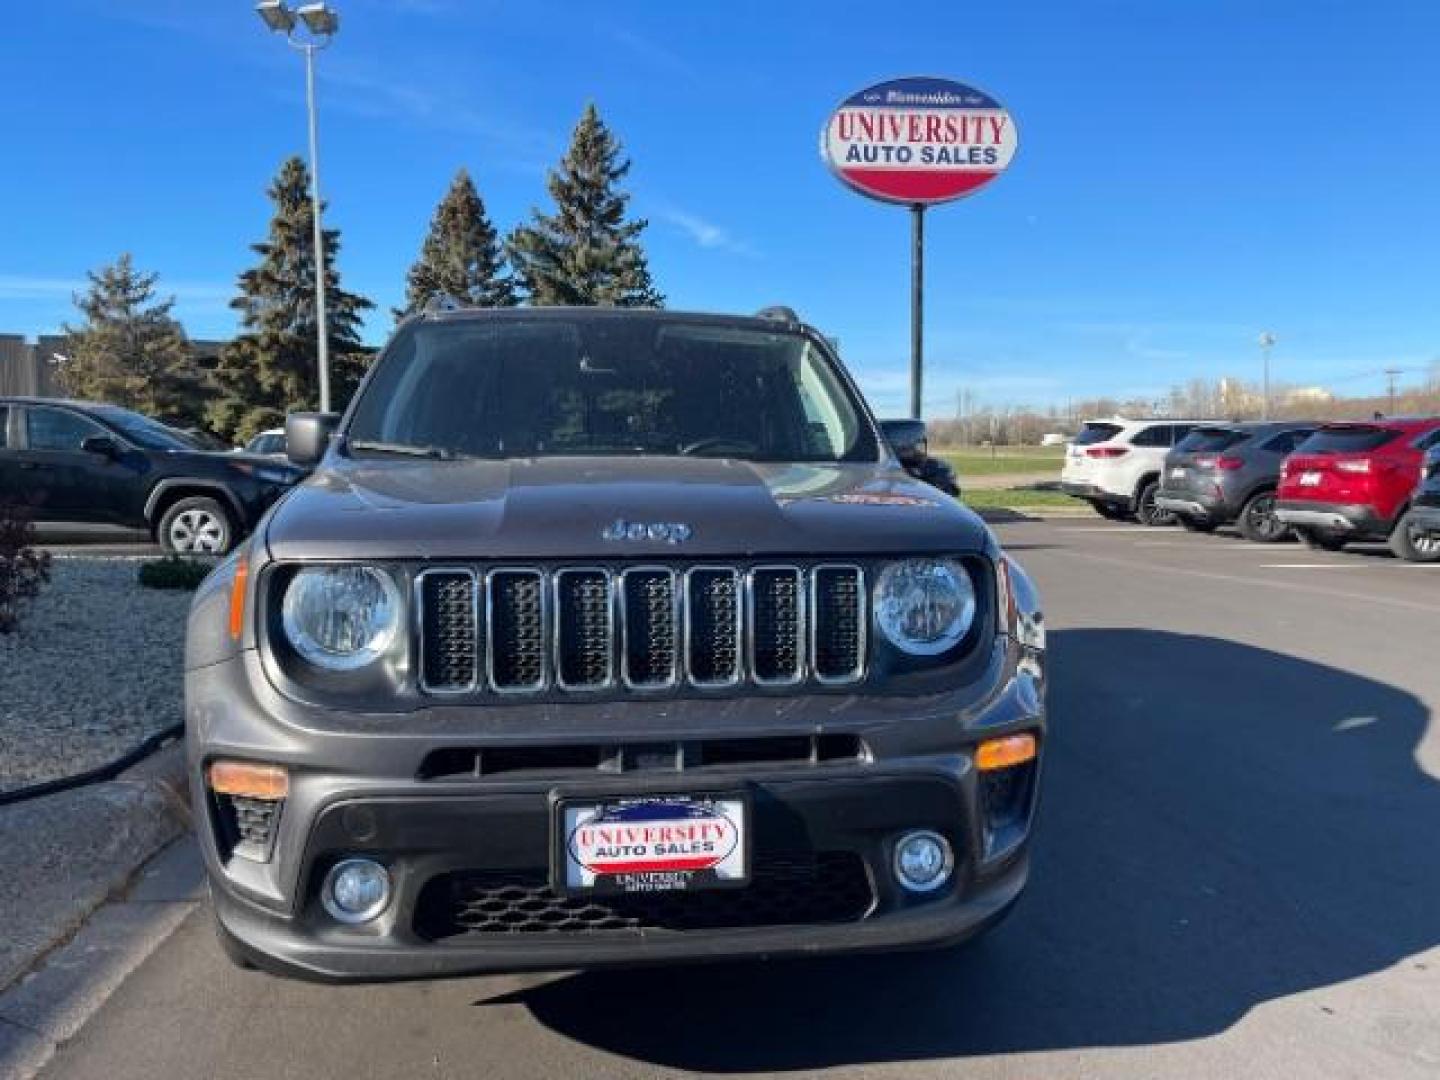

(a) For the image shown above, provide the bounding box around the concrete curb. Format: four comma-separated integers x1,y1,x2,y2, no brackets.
0,741,190,995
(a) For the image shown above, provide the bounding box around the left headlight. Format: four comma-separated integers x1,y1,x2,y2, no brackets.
281,566,401,671
874,558,976,655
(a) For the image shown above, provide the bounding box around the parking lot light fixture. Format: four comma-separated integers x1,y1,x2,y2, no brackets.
297,3,340,36
255,1,296,33
254,1,341,414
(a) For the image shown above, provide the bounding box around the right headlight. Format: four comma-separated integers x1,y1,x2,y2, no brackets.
874,558,976,655
281,566,401,671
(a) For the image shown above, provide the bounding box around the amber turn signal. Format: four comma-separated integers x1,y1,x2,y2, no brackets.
976,733,1037,772
227,556,249,642
209,760,289,801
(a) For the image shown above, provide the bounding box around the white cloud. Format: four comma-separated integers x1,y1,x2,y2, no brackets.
654,208,756,257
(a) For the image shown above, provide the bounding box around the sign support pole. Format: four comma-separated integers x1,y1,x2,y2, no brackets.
910,203,925,419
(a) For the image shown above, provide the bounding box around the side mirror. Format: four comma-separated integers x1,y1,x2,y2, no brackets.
879,419,929,466
81,435,119,458
285,412,340,467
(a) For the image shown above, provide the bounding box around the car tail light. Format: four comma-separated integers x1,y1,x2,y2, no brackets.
1216,455,1244,470
1192,454,1217,468
1086,446,1129,459
1336,459,1372,474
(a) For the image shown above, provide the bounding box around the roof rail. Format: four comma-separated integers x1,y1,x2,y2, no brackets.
423,293,467,314
754,305,799,323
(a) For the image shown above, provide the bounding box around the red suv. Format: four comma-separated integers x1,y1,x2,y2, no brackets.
1275,418,1440,558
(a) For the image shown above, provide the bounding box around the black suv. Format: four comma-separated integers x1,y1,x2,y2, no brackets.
0,397,302,554
1408,443,1440,552
1154,421,1316,542
186,306,1047,981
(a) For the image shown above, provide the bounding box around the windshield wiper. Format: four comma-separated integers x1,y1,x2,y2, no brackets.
347,439,466,461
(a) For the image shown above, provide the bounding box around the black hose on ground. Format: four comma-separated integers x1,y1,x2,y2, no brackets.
0,724,185,808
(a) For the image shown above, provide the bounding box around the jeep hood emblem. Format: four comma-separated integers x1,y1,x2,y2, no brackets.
602,519,693,544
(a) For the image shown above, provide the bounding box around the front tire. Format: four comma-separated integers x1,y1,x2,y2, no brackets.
158,496,235,555
1297,527,1348,552
1135,480,1175,527
1237,490,1290,543
1388,510,1440,563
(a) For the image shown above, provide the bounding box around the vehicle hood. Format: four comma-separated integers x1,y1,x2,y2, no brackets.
263,456,991,561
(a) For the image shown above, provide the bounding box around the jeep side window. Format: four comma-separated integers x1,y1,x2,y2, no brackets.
25,406,104,451
0,406,8,450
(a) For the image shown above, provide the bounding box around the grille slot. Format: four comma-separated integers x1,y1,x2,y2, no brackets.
418,569,479,692
553,569,614,689
416,562,873,696
488,570,547,691
749,567,804,685
414,853,874,938
811,565,865,684
685,567,741,686
621,568,679,688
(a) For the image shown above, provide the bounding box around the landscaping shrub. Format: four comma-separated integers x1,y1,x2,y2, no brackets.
0,500,52,634
138,554,213,591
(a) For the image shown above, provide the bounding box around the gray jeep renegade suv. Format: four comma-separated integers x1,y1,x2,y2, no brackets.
186,306,1047,981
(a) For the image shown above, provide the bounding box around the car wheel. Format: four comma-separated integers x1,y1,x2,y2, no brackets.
159,496,235,555
1178,515,1216,533
1388,510,1440,563
1135,481,1175,527
1237,491,1290,543
1297,527,1348,552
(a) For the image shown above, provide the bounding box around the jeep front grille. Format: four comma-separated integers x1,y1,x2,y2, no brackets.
417,563,866,695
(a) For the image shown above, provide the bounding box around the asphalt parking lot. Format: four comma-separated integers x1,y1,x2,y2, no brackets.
31,517,1440,1080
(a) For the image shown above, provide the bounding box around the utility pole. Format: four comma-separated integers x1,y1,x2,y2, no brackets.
1258,331,1276,420
1383,367,1402,416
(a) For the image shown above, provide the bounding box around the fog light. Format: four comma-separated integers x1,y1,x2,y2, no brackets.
322,858,391,924
892,830,954,893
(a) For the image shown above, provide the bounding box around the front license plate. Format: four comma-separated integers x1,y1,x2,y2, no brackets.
1299,471,1322,486
556,795,749,895
1169,467,1186,479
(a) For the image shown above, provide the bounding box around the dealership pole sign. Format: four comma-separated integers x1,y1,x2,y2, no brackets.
821,77,1018,417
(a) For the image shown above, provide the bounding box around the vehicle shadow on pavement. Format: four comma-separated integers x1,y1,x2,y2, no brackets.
476,629,1438,1071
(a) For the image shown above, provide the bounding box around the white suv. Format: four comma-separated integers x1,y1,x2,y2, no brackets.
1060,418,1215,525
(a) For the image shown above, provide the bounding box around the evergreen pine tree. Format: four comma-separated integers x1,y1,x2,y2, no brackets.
398,168,515,318
60,254,202,424
507,104,663,307
208,156,374,441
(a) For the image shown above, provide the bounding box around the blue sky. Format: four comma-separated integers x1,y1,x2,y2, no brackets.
2,0,1438,416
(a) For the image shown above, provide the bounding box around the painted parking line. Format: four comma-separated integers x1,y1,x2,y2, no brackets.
1259,563,1361,569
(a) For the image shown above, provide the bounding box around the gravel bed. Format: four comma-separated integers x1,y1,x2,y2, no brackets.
0,558,198,793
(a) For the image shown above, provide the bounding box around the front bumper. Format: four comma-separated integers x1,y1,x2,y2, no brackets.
1274,500,1388,536
191,641,1045,982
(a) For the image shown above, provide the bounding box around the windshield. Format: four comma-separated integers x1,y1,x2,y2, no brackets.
1295,426,1398,454
1175,427,1248,454
94,407,201,452
346,317,879,463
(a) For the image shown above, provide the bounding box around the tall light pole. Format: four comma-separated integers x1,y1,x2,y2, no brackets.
256,2,340,414
1258,331,1276,420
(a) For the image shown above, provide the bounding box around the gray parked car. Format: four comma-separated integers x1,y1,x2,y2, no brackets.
185,306,1047,981
1154,421,1317,542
